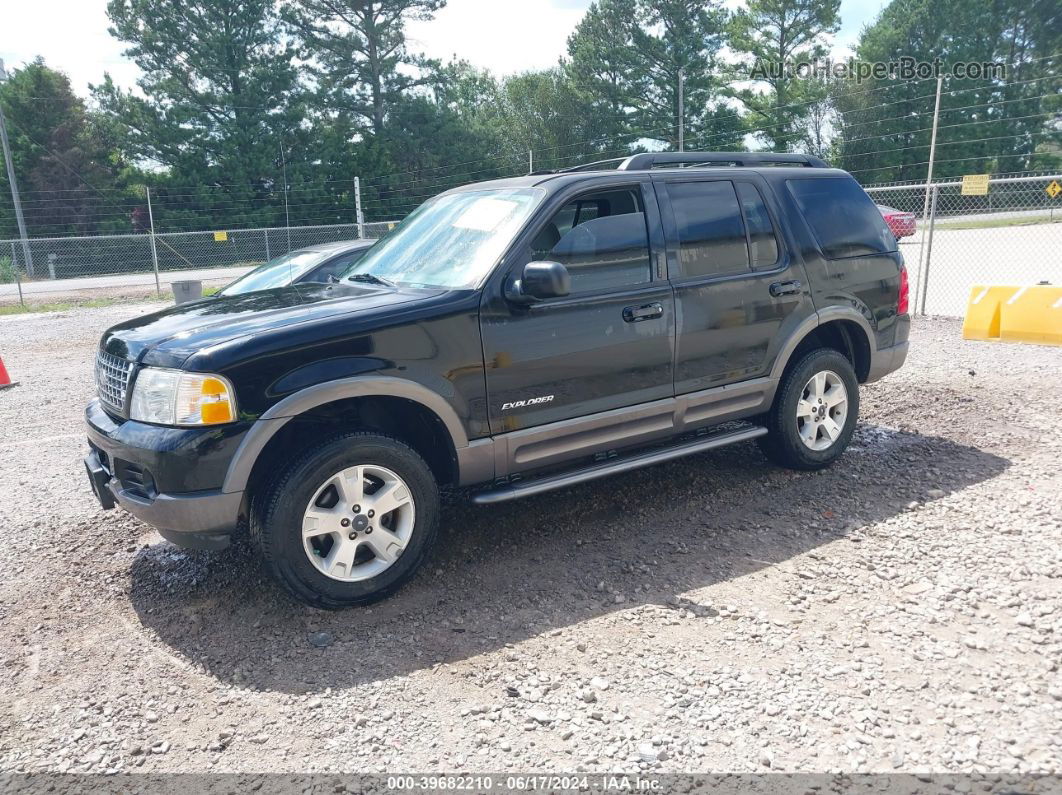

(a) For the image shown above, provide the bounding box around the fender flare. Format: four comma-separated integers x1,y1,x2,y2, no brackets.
769,306,876,382
221,376,469,494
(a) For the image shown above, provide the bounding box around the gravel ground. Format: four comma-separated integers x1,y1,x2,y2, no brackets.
0,306,1060,776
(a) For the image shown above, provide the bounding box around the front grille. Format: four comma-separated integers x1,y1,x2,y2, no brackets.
95,350,133,412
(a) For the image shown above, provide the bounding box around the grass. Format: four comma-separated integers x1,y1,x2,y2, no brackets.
0,255,14,285
0,296,166,316
935,214,1060,231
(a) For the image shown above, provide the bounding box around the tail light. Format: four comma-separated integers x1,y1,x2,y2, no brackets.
897,264,910,315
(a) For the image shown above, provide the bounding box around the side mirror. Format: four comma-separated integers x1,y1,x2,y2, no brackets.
506,261,571,304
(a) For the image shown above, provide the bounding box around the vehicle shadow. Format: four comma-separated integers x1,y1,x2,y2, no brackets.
128,424,1008,694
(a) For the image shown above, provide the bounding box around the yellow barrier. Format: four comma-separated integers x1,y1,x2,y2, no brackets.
963,284,1062,345
962,285,1015,340
1000,285,1062,345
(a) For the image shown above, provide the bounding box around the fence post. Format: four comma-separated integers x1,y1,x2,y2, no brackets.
918,185,939,316
11,240,24,306
145,186,162,297
354,176,365,239
264,228,270,261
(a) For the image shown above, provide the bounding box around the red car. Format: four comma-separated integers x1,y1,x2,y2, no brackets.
877,204,917,238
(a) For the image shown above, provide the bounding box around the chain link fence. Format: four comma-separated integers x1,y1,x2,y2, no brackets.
2,174,1061,313
0,220,396,305
866,173,1061,316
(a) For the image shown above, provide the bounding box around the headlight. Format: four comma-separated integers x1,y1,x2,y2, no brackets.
129,368,237,426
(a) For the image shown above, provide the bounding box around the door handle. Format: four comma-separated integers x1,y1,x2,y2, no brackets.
623,302,664,322
769,280,803,297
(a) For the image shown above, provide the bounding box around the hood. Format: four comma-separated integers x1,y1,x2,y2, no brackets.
100,282,439,367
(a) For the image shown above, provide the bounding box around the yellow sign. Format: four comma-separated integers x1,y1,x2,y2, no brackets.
961,174,990,196
1047,180,1061,199
213,231,228,242
388,222,395,231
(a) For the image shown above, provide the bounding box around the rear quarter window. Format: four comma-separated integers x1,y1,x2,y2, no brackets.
787,176,896,259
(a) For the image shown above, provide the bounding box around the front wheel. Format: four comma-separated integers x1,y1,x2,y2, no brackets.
250,432,440,608
758,348,859,470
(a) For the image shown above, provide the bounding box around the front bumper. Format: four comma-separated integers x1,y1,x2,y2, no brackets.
85,399,249,550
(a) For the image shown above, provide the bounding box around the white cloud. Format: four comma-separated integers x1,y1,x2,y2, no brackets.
0,0,140,97
405,0,592,76
1,0,888,101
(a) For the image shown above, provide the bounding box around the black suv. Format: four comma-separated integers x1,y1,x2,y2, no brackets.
85,152,910,608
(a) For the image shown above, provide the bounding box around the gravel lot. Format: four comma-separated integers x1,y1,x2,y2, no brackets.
0,305,1060,776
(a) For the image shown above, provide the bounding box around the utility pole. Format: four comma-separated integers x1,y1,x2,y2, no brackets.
279,139,292,253
677,69,685,152
145,186,161,297
0,59,34,278
913,74,943,314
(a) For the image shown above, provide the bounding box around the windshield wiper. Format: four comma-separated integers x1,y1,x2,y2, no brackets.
347,272,397,288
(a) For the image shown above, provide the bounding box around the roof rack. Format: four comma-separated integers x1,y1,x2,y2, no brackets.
551,157,631,174
618,151,829,170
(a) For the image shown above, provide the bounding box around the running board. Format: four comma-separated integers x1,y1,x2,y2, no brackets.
472,425,768,505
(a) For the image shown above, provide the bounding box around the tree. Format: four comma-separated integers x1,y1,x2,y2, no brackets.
95,0,304,228
835,0,1060,182
566,0,640,140
0,58,129,239
628,0,731,149
729,0,841,152
283,0,445,137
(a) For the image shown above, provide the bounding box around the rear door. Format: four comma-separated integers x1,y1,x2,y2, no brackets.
654,174,815,393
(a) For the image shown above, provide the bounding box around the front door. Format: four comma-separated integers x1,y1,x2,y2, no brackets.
654,175,814,394
480,180,675,438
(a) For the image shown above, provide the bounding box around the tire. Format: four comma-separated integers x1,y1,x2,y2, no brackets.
250,431,440,609
757,348,859,471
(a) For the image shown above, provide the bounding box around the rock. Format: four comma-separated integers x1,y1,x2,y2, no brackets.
309,631,334,648
589,677,610,691
527,708,552,724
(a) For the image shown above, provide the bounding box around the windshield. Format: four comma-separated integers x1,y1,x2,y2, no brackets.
219,250,327,296
340,188,544,289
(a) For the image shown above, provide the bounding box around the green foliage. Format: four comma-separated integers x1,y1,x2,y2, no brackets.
566,0,741,152
835,0,1061,182
1,0,1058,241
94,0,306,229
728,0,841,152
0,255,14,284
283,0,445,136
0,59,133,238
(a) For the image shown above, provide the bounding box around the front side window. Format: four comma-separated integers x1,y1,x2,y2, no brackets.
787,176,896,259
342,188,544,289
530,187,651,294
665,181,749,279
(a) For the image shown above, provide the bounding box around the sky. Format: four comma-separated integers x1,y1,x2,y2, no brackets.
1,0,890,99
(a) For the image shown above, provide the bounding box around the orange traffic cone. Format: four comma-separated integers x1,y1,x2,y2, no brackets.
0,355,17,390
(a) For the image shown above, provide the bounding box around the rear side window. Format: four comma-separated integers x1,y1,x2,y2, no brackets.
787,177,896,258
665,181,749,278
735,183,779,269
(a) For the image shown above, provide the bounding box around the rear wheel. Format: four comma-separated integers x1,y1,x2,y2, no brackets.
251,432,439,608
758,348,859,470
